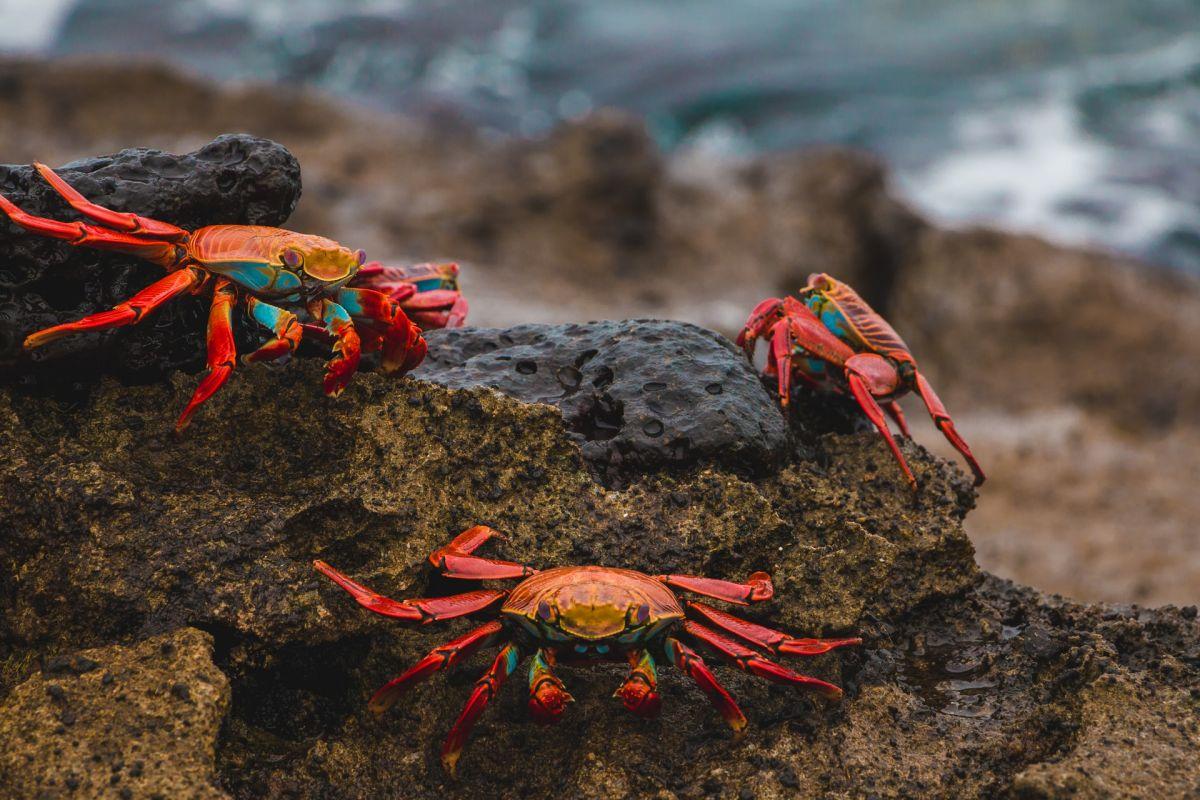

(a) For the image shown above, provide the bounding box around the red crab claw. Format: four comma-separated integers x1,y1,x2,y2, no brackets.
529,676,574,724
736,297,785,359
614,677,661,718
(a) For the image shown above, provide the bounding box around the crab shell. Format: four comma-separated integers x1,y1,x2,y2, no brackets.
502,566,685,656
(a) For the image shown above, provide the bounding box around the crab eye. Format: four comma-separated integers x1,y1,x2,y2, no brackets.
537,600,554,621
635,604,650,625
282,248,303,268
355,249,367,266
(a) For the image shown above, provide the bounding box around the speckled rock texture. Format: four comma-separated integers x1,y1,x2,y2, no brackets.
0,358,1195,799
415,320,789,477
0,134,301,392
0,628,230,799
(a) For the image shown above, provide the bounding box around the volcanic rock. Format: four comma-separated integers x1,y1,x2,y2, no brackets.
415,320,789,478
0,134,301,393
0,357,1194,799
0,628,229,799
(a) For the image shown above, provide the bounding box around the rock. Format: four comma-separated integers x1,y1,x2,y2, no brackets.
1,355,1194,798
414,320,789,478
0,628,230,799
0,134,301,392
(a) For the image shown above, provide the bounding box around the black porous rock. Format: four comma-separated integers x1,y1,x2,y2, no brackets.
414,320,788,477
0,134,301,394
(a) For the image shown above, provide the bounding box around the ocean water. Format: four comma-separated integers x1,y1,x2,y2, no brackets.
3,0,1199,270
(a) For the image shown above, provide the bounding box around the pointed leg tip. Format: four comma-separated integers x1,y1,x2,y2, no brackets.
441,753,460,779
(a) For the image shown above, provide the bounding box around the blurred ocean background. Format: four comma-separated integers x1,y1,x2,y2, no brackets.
2,0,1199,271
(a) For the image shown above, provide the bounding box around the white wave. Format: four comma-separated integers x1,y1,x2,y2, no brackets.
897,94,1193,255
0,0,74,51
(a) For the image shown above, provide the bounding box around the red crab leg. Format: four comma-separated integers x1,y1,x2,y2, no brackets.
402,290,470,330
312,560,506,623
614,649,661,718
32,163,189,240
175,278,237,432
368,620,506,713
686,602,861,657
23,265,205,350
243,297,301,364
664,636,747,737
441,642,523,777
914,372,985,486
0,195,179,267
656,571,773,605
308,299,361,397
528,647,573,724
683,620,843,699
335,287,425,374
428,526,538,581
771,297,858,407
843,352,916,490
885,401,911,437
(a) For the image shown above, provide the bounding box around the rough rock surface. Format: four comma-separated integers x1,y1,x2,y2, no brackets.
0,351,1195,799
415,320,788,477
0,134,301,392
0,628,230,799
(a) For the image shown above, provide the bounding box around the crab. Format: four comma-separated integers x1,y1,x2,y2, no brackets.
314,525,860,776
0,162,466,430
737,273,984,490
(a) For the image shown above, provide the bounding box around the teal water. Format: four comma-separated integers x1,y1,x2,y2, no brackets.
6,0,1200,269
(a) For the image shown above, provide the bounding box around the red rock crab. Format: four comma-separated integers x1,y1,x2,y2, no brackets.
738,273,984,489
0,162,466,430
314,525,860,776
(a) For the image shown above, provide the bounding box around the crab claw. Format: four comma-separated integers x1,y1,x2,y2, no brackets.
614,680,661,718
736,297,784,359
529,677,574,724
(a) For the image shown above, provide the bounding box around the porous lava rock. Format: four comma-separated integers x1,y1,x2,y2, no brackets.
415,320,789,477
0,358,1195,799
0,628,229,799
0,134,301,392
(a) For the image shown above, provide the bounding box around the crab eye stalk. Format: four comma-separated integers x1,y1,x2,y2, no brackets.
282,248,303,268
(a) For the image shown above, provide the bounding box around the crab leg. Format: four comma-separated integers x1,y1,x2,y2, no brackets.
656,571,773,605
31,163,188,240
308,298,361,397
773,297,859,408
686,602,861,657
614,649,661,718
914,372,985,486
885,401,911,438
356,261,468,329
683,620,843,699
313,560,507,623
0,189,180,265
23,265,205,350
664,636,747,737
843,353,915,490
428,526,538,581
528,648,573,724
243,296,301,364
175,278,237,431
441,642,523,777
336,287,425,374
368,621,505,713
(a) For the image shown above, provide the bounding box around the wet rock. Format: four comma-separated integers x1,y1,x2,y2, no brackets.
415,320,788,478
0,628,229,799
0,134,301,393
